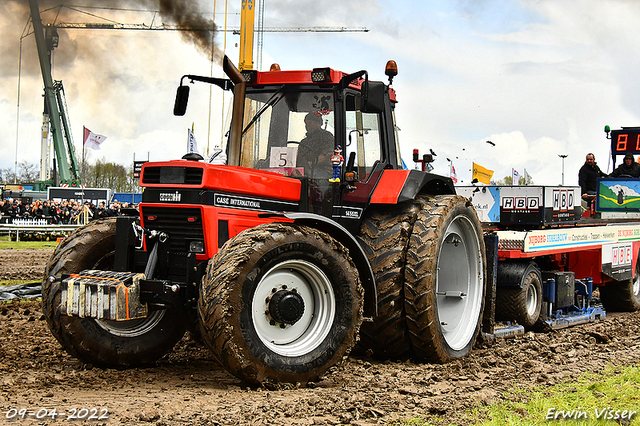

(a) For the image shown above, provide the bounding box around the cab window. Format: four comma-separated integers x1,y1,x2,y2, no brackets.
240,88,335,179
345,94,383,181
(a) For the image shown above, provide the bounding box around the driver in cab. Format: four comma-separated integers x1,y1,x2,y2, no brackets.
296,112,334,178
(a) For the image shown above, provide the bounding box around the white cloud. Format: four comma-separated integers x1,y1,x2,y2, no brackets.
2,0,640,192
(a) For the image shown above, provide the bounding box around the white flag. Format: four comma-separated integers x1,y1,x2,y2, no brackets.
187,128,198,154
512,168,520,185
209,145,227,165
450,165,458,184
83,127,107,150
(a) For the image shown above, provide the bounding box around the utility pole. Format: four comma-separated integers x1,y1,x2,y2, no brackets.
558,154,568,185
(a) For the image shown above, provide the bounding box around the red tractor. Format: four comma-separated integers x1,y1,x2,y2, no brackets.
42,57,487,385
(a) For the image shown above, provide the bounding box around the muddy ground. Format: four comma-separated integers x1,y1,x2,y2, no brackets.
1,248,640,425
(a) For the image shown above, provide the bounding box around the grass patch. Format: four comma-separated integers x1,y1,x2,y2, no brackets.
0,237,58,250
396,365,640,426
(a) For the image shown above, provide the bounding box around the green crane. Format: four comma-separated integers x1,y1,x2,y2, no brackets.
28,0,81,188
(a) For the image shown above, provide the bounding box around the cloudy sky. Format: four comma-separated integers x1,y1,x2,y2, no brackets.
2,0,640,186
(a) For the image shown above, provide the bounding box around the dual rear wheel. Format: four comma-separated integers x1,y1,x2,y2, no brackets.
357,195,487,362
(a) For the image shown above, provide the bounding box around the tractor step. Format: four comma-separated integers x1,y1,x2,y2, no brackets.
61,270,148,321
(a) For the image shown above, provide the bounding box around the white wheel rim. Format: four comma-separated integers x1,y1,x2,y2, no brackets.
526,277,539,316
436,214,484,351
95,310,165,337
252,259,336,357
633,273,640,298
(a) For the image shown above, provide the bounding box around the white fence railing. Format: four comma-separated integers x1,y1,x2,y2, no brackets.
0,223,82,241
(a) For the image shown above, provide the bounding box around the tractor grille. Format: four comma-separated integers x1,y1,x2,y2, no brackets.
141,206,204,253
142,167,203,185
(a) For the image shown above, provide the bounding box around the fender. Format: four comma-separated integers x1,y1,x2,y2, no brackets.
370,169,455,204
283,212,378,318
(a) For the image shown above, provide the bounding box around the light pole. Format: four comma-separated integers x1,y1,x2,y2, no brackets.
558,154,568,185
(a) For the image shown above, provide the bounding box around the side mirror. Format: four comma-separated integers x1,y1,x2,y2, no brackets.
363,81,385,113
173,85,190,116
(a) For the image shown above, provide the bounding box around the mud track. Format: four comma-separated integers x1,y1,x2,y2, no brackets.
1,249,639,425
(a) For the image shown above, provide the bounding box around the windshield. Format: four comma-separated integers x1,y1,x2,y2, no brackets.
239,88,336,179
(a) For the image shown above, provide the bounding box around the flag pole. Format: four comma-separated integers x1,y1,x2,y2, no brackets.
82,125,85,183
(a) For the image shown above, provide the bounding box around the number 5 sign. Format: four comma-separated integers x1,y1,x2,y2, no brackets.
270,147,298,168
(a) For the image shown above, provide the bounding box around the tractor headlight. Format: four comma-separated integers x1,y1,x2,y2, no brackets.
189,240,205,253
311,68,331,83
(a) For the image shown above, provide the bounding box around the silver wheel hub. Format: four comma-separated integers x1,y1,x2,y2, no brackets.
252,259,336,357
436,214,483,351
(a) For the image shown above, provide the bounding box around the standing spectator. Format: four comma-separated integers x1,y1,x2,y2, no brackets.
69,203,82,224
22,202,32,218
42,201,52,223
0,199,7,224
59,200,71,224
94,202,110,220
32,201,44,219
578,153,607,201
7,199,17,222
15,200,26,217
109,202,120,217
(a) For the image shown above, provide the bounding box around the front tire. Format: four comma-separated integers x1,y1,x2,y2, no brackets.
404,195,486,362
42,218,187,367
198,223,363,385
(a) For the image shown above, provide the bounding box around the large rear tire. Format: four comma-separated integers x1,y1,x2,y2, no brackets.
198,223,363,385
404,195,486,362
355,202,420,358
42,218,187,367
495,262,543,329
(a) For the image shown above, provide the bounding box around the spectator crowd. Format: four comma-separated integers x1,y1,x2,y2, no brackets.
0,199,134,225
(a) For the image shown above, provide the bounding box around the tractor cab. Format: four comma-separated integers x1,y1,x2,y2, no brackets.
175,57,405,228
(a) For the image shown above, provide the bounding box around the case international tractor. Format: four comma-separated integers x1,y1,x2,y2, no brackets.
42,57,487,385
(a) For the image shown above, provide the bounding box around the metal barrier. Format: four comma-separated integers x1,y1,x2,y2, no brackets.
0,223,81,242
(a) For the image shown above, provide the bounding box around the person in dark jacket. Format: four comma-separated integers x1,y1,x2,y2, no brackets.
611,153,640,178
94,201,110,220
578,153,607,201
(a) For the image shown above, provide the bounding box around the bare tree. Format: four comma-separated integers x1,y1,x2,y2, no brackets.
17,161,39,183
0,167,17,183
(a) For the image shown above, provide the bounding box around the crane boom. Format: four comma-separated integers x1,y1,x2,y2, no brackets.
28,0,81,186
51,22,368,34
239,0,255,71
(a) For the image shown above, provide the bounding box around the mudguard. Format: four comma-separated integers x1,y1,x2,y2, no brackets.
370,169,455,204
284,212,378,317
